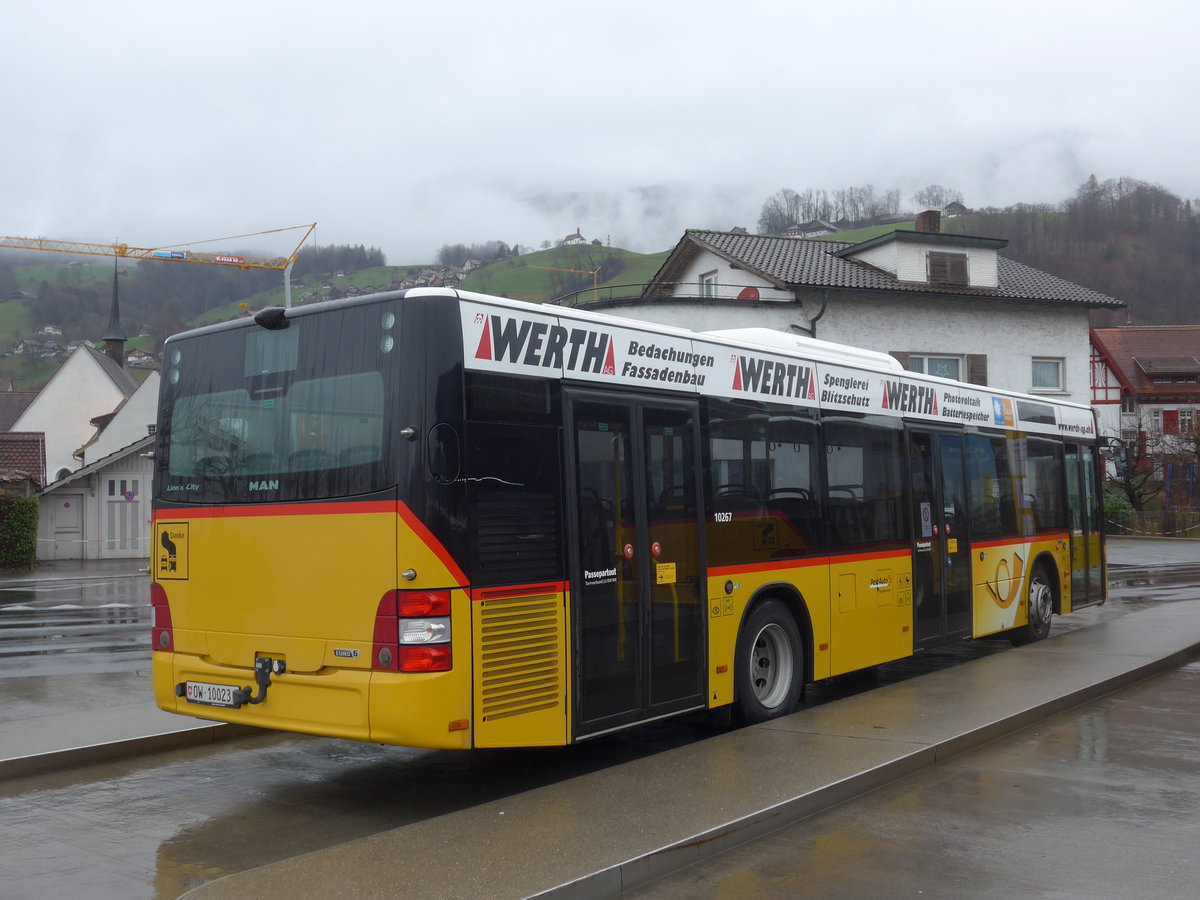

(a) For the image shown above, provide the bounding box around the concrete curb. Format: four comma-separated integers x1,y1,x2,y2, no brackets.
0,723,262,781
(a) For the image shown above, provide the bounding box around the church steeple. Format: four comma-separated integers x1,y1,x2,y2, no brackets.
101,259,126,367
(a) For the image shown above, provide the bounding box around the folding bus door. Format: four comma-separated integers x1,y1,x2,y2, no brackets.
1065,443,1105,607
566,391,706,739
908,428,972,647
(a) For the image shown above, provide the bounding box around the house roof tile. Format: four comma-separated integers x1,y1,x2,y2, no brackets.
0,432,46,486
0,392,37,431
648,230,1125,308
83,344,141,395
1092,326,1200,399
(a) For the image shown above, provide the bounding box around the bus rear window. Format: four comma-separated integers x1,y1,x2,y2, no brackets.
169,371,384,478
158,305,398,503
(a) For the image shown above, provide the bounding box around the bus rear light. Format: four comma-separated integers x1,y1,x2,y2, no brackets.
373,590,453,672
150,583,174,651
398,645,452,672
396,589,450,617
399,617,451,644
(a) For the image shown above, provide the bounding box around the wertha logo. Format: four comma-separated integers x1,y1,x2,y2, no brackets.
475,314,615,375
731,355,816,400
881,379,938,415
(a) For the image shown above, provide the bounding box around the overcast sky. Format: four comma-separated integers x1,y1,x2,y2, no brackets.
5,1,1198,263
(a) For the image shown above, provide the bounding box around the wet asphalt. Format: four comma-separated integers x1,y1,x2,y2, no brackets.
0,537,1197,899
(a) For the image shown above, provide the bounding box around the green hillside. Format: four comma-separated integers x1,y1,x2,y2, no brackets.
817,221,917,243
13,262,114,293
461,246,670,303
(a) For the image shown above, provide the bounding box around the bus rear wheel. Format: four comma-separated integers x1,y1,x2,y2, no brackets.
1010,565,1055,645
735,599,803,724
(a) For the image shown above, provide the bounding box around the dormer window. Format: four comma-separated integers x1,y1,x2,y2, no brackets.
833,230,1003,288
928,251,969,286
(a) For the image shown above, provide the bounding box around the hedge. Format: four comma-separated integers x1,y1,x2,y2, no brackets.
0,496,39,569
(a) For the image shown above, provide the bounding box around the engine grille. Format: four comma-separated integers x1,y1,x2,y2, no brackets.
477,591,562,721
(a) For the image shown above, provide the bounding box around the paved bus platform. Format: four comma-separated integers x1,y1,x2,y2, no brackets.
168,597,1200,899
2,540,1199,898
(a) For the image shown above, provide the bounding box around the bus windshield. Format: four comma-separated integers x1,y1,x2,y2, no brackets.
157,303,400,504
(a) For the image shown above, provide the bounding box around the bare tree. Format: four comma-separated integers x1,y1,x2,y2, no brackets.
912,184,963,210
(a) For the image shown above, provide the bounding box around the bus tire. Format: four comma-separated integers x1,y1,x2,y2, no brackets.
734,599,803,724
1009,564,1055,645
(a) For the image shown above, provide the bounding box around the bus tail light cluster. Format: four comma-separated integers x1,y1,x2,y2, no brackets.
151,583,174,651
373,589,452,672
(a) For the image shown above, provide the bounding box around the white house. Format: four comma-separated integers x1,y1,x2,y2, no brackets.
592,211,1125,407
37,435,153,560
10,345,141,481
82,371,160,465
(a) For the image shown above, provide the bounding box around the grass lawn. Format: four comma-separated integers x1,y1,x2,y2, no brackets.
0,301,35,342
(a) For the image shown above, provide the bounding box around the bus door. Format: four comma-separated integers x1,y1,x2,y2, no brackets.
566,392,706,738
1065,444,1105,607
907,429,972,647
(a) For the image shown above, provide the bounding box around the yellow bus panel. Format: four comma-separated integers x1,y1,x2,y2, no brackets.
471,584,570,748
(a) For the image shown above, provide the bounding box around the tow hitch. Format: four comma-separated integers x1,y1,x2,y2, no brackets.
174,656,286,709
235,656,286,706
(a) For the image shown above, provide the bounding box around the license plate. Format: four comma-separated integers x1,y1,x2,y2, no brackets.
184,680,241,708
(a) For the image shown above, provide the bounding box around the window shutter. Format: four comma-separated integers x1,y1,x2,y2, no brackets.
889,351,911,369
928,252,969,286
1163,409,1180,434
966,354,988,385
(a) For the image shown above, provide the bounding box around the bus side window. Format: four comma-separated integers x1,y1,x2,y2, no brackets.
823,417,908,553
967,435,1019,540
705,403,823,565
1022,438,1067,534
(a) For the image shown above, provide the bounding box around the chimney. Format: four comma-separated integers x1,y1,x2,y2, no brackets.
915,209,942,234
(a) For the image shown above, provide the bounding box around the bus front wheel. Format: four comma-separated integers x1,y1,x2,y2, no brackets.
1010,565,1055,645
734,599,803,724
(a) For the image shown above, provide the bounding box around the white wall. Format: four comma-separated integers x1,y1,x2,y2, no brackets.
670,255,794,304
816,295,1090,405
85,372,160,464
851,242,1000,287
610,301,808,336
606,291,1092,407
37,449,153,560
12,348,129,480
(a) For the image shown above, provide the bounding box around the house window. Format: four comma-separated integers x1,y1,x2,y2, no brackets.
1180,410,1196,433
1121,396,1137,413
908,355,962,381
1032,358,1064,391
927,252,969,286
700,270,718,298
1150,410,1162,434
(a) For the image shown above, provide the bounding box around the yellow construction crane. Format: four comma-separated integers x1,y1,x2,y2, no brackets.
0,223,317,307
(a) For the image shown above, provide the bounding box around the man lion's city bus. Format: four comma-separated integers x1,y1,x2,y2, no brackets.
150,288,1106,748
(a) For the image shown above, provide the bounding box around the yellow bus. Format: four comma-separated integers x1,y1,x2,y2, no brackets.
151,288,1106,747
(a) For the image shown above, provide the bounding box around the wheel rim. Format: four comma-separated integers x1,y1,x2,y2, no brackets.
749,622,795,709
1029,576,1053,629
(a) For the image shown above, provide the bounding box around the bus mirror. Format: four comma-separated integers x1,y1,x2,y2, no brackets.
427,423,461,485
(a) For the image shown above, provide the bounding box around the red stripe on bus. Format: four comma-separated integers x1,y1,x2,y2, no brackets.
395,502,469,585
709,548,908,578
971,533,1070,550
472,582,568,601
152,500,396,520
709,557,830,577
